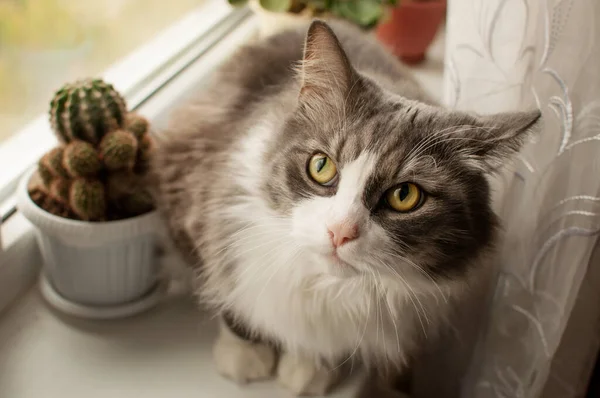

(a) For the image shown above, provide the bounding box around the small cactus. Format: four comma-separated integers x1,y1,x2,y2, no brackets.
30,187,75,219
106,171,136,201
69,179,107,221
49,79,127,145
106,171,153,216
38,160,55,187
39,147,68,186
120,189,154,217
125,113,149,139
99,130,138,171
62,141,102,177
31,78,155,222
48,179,70,204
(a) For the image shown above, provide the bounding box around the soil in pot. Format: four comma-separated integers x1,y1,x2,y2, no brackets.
376,0,447,65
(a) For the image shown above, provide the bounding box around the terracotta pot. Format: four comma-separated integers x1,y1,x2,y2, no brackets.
376,0,447,65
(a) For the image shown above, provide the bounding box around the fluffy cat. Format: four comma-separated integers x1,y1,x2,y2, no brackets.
151,20,541,396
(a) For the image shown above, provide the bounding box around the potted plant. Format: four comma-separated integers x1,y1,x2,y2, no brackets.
229,0,399,37
17,78,162,319
376,0,447,64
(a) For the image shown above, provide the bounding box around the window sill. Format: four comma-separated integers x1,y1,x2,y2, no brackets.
0,286,364,397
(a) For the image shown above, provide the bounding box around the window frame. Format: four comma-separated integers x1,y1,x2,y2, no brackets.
0,1,256,315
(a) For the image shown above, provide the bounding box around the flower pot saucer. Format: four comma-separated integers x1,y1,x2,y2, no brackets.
40,274,165,320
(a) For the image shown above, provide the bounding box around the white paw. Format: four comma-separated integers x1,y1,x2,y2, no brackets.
277,352,340,396
213,321,276,384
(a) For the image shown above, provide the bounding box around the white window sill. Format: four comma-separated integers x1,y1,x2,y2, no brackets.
0,285,364,398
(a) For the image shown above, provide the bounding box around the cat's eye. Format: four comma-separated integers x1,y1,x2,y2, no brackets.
308,153,337,185
385,183,423,212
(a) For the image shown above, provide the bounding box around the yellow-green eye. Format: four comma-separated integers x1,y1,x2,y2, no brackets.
386,183,423,212
308,153,337,185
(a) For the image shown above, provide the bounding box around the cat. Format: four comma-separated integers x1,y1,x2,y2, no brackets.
150,20,541,396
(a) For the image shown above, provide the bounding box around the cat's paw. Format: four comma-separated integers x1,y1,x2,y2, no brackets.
212,322,276,384
276,352,341,396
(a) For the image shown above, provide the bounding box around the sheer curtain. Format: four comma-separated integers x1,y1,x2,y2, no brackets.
415,1,600,397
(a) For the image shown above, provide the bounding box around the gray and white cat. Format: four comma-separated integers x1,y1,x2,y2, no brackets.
151,20,541,396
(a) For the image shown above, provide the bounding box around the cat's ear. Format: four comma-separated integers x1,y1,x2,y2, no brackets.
455,109,542,172
298,20,355,106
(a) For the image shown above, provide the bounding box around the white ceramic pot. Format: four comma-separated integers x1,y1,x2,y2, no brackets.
249,0,313,38
17,168,161,307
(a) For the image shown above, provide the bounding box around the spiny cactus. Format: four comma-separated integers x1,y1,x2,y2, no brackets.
31,78,155,222
48,178,70,205
30,187,75,219
99,130,138,171
106,171,154,217
63,141,102,177
49,78,127,145
38,147,69,186
125,113,149,139
69,179,107,221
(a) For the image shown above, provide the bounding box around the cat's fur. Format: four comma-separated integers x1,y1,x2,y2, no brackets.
151,20,541,395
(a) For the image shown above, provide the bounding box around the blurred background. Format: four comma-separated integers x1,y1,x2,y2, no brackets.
0,0,201,142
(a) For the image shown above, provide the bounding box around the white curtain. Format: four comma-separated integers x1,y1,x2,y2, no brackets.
415,1,600,397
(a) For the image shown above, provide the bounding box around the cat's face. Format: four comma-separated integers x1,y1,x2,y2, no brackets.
263,21,540,282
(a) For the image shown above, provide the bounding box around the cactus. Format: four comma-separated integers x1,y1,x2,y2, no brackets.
63,141,102,177
106,171,154,217
30,187,75,219
120,189,154,217
99,130,138,171
48,178,70,204
69,179,106,221
125,113,149,139
39,147,69,186
49,78,127,145
30,78,155,222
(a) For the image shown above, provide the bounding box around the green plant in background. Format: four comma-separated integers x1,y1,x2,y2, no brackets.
0,0,86,50
30,78,155,222
229,0,399,28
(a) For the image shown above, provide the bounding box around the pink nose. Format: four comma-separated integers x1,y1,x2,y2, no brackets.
328,222,359,248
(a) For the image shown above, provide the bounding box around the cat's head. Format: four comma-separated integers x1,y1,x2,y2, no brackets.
262,21,541,283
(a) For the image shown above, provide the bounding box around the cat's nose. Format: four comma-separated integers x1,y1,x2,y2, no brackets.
328,222,359,248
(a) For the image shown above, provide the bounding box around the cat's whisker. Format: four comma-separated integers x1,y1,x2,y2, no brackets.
373,257,430,337
253,245,303,305
407,124,496,161
334,274,372,372
214,227,291,256
230,238,301,285
403,123,465,161
375,269,401,355
189,217,288,254
232,237,297,268
225,218,290,236
371,269,384,354
406,125,494,162
376,246,449,305
210,222,292,257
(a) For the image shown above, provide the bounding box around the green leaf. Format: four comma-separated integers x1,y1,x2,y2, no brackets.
228,0,248,6
259,0,293,12
331,0,383,27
